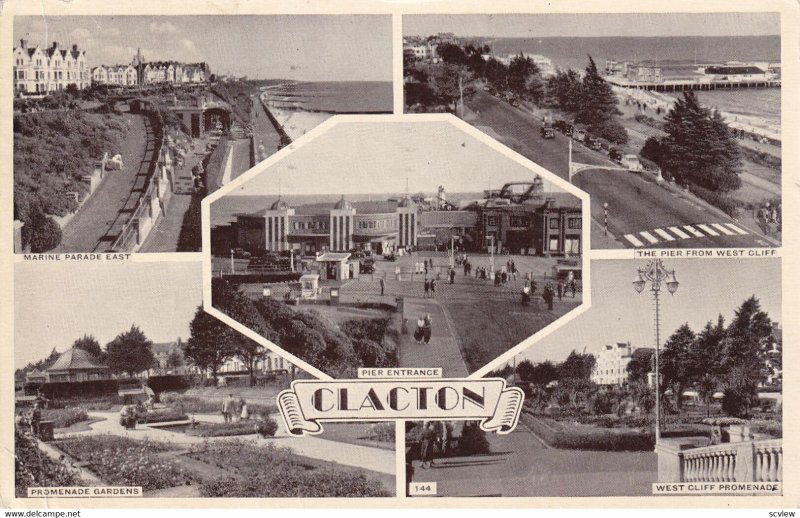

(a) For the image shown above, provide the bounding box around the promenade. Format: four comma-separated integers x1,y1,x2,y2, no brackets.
56,114,156,252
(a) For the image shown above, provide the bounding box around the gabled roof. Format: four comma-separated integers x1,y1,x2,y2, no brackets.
47,348,108,372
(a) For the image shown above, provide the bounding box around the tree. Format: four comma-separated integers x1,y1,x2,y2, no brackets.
659,91,741,191
719,296,773,410
558,350,596,381
517,360,558,386
546,69,584,114
72,334,104,362
436,42,468,65
166,349,184,371
428,63,474,114
577,56,621,127
696,374,718,418
25,203,62,253
232,336,266,387
640,136,666,165
184,306,235,384
691,315,727,380
626,349,654,385
660,323,696,410
105,325,155,377
506,54,544,103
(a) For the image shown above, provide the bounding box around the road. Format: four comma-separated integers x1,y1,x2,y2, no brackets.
56,113,156,253
466,91,773,248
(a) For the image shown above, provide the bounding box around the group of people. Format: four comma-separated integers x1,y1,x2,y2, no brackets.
221,394,250,422
15,392,49,437
413,314,433,344
422,277,437,298
417,421,453,469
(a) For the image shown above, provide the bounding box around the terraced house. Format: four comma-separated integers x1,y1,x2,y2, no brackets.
13,39,90,95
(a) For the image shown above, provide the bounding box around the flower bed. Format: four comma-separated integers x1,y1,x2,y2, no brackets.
185,417,278,438
189,441,390,497
138,408,189,424
160,393,277,418
15,428,82,497
41,407,89,429
53,434,194,491
522,411,654,451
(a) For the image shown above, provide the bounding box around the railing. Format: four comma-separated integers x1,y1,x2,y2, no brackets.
109,109,170,252
658,438,782,483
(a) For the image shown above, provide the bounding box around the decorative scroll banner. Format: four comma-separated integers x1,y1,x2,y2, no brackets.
277,378,524,436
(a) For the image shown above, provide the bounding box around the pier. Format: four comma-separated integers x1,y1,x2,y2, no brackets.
606,77,780,92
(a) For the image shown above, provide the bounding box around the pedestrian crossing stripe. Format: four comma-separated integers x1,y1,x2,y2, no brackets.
668,227,690,239
640,231,659,244
621,223,751,247
654,228,675,241
624,234,645,247
696,224,720,236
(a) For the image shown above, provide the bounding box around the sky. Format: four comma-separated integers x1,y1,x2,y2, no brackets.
516,258,781,365
14,261,202,369
404,13,780,38
222,121,571,197
13,15,392,82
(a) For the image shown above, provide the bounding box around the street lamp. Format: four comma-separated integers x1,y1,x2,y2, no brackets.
633,259,679,446
603,202,609,237
229,249,235,274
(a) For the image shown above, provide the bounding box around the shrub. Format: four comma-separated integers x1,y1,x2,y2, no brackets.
687,184,741,218
366,422,396,442
521,411,654,451
750,420,782,438
27,214,63,253
590,118,628,145
161,393,277,417
41,407,89,429
15,427,82,497
138,408,188,424
185,420,260,438
54,435,193,491
256,417,279,437
458,421,491,455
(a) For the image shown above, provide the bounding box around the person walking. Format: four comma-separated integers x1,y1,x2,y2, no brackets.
449,268,456,284
543,284,554,310
419,421,435,469
424,278,430,298
570,280,577,298
557,281,563,301
240,398,249,420
423,313,433,345
430,278,436,297
379,277,385,296
414,316,425,344
221,393,235,423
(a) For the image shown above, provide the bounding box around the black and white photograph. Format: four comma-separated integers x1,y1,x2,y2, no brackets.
12,15,392,254
209,119,586,378
13,261,395,498
406,258,782,497
404,13,781,249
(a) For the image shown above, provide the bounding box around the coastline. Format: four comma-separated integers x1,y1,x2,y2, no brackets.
612,86,781,142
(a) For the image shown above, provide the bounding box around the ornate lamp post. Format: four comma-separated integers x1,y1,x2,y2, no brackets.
633,259,679,445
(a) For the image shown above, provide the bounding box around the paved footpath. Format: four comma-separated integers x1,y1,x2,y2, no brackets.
410,422,656,497
400,295,470,377
56,114,156,252
56,411,394,476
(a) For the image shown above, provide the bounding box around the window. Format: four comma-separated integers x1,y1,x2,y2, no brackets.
486,216,498,226
510,216,528,227
549,218,560,230
568,218,582,229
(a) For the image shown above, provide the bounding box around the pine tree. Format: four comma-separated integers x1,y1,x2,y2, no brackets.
660,91,741,191
577,55,621,127
660,323,696,410
105,325,155,377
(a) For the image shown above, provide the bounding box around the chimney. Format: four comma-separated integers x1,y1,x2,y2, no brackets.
72,44,78,52
20,39,28,49
52,41,58,49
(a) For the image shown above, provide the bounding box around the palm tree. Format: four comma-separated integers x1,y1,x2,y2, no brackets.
696,374,718,418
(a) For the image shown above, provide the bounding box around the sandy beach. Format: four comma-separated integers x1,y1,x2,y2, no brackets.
613,86,781,142
259,91,332,141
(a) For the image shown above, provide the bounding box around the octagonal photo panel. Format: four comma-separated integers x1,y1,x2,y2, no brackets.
202,115,589,379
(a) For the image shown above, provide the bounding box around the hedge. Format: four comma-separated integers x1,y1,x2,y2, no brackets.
37,380,118,400
148,375,191,393
687,184,741,218
185,417,278,438
521,411,655,451
222,272,303,285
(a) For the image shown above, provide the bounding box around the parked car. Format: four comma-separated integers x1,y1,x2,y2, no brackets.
540,126,555,139
563,124,574,137
508,97,520,107
621,154,644,171
360,261,375,274
585,135,603,151
553,119,568,133
609,147,623,163
572,129,586,142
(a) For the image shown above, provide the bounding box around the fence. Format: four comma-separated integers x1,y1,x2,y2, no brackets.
657,438,782,483
109,108,173,252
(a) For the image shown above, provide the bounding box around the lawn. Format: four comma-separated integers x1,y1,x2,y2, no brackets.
444,298,580,372
319,422,395,451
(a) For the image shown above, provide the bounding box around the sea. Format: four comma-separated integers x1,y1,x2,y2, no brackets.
261,81,393,113
486,36,781,126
